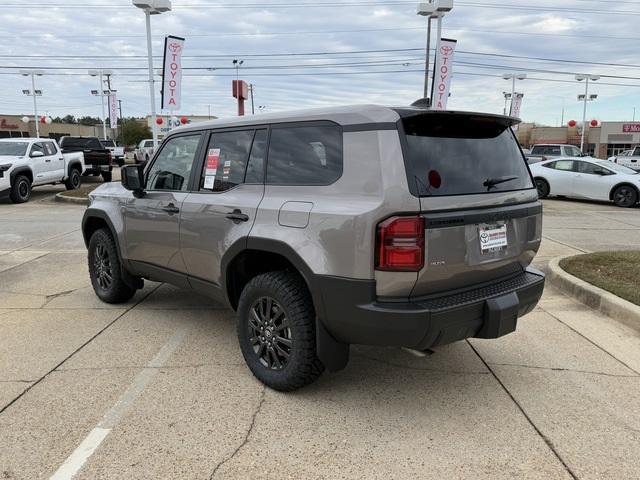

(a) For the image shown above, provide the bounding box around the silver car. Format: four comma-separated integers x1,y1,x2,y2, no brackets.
82,105,545,391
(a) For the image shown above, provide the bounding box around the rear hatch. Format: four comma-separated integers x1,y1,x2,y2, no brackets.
396,110,542,298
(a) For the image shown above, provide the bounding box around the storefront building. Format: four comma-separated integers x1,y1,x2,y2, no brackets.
0,114,115,141
517,121,640,159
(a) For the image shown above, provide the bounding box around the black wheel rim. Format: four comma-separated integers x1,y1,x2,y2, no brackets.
615,187,635,207
72,172,80,188
535,180,547,197
18,180,28,198
93,243,113,290
248,297,292,370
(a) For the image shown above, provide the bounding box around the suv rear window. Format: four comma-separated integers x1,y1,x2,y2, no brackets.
400,114,534,196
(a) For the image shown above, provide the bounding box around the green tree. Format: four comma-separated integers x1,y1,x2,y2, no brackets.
61,114,77,124
121,118,152,147
78,116,101,126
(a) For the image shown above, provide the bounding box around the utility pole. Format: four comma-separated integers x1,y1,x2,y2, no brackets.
249,84,255,115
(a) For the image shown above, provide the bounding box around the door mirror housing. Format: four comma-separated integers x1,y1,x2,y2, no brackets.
121,164,146,196
30,150,44,158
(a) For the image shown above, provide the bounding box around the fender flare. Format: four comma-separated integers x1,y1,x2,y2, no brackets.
9,166,33,185
221,237,350,372
82,209,142,290
67,160,83,179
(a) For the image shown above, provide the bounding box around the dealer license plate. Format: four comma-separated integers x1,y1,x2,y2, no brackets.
479,224,508,253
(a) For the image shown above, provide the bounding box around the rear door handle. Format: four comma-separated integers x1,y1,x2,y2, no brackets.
226,209,249,222
45,159,51,163
162,203,180,215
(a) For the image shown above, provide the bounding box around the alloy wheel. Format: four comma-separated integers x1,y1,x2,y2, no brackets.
93,243,113,290
614,187,635,207
248,297,292,370
18,180,28,199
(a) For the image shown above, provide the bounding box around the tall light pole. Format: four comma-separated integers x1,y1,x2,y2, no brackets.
502,73,527,115
20,70,44,138
576,74,600,152
89,69,113,140
133,0,172,148
417,2,438,101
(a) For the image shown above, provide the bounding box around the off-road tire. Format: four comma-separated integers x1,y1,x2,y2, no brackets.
612,185,638,208
9,175,31,203
88,228,136,304
535,178,550,199
102,171,112,183
237,271,325,391
64,168,81,190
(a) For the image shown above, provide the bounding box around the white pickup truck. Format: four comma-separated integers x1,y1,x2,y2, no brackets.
134,139,155,164
101,139,125,167
609,146,640,171
0,138,85,203
526,144,589,164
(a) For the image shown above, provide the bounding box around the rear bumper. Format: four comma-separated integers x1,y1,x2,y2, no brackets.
84,165,112,173
318,267,545,350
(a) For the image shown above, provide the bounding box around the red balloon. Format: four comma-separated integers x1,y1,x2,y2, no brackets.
180,116,188,125
428,170,442,189
155,117,164,125
590,119,599,127
40,116,46,124
568,120,577,127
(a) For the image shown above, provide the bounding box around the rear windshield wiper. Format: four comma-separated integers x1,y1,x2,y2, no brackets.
483,176,519,190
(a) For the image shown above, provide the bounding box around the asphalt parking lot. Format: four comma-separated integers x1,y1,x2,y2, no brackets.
1,186,640,479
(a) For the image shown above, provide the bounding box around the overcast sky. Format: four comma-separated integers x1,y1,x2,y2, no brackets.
1,0,639,125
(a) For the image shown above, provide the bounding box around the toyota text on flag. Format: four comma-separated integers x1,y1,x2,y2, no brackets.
431,38,457,111
161,36,185,111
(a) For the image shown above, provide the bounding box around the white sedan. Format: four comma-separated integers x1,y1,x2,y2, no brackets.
530,157,640,208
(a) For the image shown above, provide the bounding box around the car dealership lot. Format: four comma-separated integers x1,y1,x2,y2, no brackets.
1,194,639,479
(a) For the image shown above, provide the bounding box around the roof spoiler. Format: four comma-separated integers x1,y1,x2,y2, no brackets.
397,105,521,128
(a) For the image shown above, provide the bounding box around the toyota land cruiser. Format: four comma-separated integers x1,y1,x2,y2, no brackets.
82,105,545,391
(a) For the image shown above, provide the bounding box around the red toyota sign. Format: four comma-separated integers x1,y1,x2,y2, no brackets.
622,124,640,133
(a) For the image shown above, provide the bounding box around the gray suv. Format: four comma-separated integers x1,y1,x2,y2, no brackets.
82,105,545,391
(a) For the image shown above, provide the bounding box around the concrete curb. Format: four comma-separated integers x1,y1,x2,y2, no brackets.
55,192,89,206
548,255,640,333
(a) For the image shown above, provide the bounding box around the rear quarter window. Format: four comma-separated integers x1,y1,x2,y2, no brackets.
400,114,534,196
266,124,342,186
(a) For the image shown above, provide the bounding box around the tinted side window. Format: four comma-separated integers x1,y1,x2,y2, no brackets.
267,124,343,185
43,142,57,156
245,129,267,184
201,130,254,192
147,134,201,191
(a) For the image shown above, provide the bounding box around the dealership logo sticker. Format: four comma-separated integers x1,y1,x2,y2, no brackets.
161,36,185,111
623,124,640,133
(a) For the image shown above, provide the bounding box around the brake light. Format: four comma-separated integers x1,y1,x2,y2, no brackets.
376,216,425,272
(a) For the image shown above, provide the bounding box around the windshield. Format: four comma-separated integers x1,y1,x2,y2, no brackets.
144,141,154,148
400,114,534,196
596,160,638,175
0,142,28,156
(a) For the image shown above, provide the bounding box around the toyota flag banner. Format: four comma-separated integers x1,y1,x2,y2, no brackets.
108,93,118,129
510,94,524,131
431,38,457,111
161,35,185,111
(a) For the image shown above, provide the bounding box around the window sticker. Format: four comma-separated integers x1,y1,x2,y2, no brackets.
204,175,215,190
206,148,220,175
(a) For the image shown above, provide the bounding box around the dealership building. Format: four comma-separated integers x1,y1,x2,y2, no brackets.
516,121,640,159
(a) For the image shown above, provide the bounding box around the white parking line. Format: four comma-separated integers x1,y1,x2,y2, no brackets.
50,325,189,480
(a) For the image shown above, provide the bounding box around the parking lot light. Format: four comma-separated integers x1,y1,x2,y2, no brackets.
20,70,44,138
89,69,113,141
133,0,172,148
502,73,527,115
576,74,600,152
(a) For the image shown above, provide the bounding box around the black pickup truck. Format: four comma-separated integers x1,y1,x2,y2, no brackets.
59,136,113,182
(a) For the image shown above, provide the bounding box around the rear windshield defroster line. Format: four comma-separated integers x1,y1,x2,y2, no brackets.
399,114,534,197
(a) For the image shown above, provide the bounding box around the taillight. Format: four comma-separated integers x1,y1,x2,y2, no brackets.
376,216,425,272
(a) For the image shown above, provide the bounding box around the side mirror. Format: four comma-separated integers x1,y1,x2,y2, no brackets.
30,151,44,158
121,164,145,196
